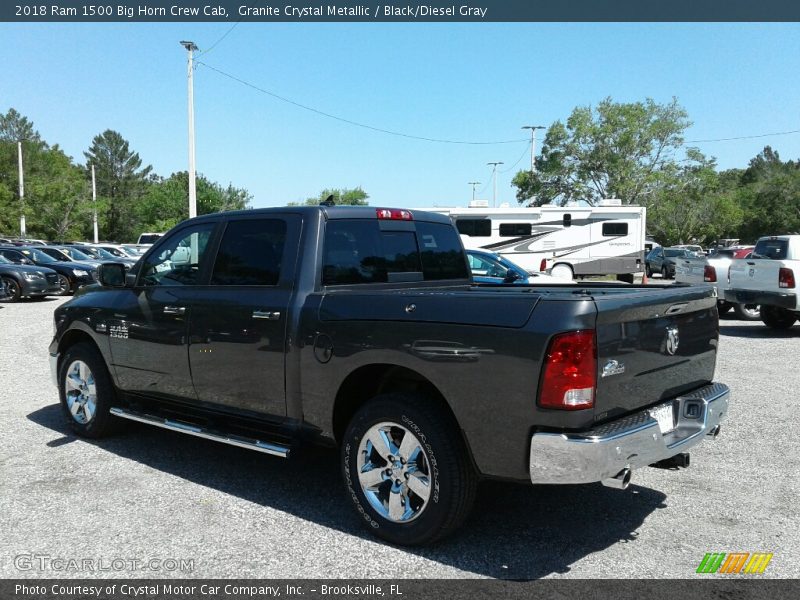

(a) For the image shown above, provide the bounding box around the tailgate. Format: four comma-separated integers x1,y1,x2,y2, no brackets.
729,258,782,291
593,285,718,421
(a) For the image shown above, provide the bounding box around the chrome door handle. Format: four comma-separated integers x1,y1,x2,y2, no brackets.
163,306,186,315
252,310,281,320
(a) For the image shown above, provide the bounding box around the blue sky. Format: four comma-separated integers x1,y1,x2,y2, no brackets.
1,22,799,208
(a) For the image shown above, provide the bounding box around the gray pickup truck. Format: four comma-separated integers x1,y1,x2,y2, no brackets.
49,206,729,545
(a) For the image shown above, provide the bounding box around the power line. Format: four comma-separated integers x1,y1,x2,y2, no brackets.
196,21,242,58
500,141,532,173
196,61,530,145
685,129,800,144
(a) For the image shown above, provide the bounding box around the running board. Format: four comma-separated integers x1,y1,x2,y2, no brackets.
109,407,291,458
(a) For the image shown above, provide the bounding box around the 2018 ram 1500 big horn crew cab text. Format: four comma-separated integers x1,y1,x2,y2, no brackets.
49,206,729,545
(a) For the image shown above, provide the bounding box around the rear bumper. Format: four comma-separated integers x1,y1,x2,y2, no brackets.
724,288,797,309
529,382,729,485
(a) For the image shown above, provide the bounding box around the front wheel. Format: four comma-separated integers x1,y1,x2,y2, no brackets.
341,393,477,546
0,277,21,302
760,305,797,330
551,263,574,280
661,266,668,279
55,274,72,296
733,303,760,321
58,342,124,438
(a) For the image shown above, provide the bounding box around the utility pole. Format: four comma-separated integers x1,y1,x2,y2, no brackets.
91,164,98,243
521,125,545,173
17,141,25,237
487,162,503,208
468,181,481,204
181,40,199,218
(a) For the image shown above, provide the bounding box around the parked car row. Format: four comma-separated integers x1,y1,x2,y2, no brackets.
0,242,142,303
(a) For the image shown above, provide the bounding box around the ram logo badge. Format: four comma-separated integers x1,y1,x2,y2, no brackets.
665,326,680,355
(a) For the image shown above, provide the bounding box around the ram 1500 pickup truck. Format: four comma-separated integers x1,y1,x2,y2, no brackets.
49,206,730,545
726,235,800,329
675,250,760,320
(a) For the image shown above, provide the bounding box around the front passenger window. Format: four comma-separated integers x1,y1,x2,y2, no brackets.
139,224,214,286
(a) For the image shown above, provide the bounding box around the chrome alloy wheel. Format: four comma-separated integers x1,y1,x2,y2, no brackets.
356,421,432,523
64,360,97,424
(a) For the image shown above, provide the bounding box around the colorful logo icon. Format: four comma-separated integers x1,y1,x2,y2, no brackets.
696,553,773,574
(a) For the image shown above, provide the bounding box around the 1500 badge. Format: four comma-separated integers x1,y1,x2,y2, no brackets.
109,324,129,339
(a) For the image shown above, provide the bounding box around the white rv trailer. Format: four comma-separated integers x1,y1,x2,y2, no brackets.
425,201,646,279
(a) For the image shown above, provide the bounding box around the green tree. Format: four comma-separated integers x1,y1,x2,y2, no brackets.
137,171,252,232
512,97,692,206
293,187,369,206
84,130,152,241
0,108,41,144
646,150,743,245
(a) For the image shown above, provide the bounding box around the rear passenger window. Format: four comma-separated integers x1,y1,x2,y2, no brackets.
455,219,491,237
211,219,287,285
602,222,628,236
499,223,532,236
753,239,788,260
322,220,468,285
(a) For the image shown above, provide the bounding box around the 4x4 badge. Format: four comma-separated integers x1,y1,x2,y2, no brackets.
602,359,625,378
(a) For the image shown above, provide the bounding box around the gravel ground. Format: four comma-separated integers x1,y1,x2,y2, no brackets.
0,296,798,580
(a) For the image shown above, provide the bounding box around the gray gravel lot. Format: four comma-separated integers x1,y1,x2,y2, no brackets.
0,296,798,579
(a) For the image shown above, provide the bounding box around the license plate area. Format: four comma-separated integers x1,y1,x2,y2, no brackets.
649,402,676,434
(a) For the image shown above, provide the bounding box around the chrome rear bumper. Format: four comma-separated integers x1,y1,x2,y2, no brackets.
529,382,729,485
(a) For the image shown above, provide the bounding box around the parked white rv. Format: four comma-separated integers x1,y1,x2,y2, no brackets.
426,200,646,280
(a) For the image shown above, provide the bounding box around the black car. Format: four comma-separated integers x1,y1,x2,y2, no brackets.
645,247,695,279
0,254,60,301
0,246,97,295
66,244,137,270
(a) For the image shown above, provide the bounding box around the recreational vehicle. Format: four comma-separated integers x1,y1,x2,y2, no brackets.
426,201,646,280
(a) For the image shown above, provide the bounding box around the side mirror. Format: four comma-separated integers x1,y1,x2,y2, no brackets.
98,263,126,287
504,270,521,283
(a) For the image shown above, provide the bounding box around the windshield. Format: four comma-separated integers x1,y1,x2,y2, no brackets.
61,247,92,261
101,246,126,257
40,248,71,262
74,246,100,259
21,248,56,263
664,249,684,258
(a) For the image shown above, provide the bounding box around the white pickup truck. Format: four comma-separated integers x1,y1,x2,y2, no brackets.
675,248,760,320
725,235,800,329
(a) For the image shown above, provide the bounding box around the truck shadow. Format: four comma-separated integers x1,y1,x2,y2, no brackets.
719,324,800,338
28,404,666,580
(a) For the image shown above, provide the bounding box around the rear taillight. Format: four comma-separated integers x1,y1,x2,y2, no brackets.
538,330,597,410
779,268,796,289
703,265,717,283
539,258,547,272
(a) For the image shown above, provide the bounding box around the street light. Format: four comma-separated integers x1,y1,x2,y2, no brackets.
468,181,481,204
521,125,546,173
487,162,503,208
180,40,199,219
17,140,25,237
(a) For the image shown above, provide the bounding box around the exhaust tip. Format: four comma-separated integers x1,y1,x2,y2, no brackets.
601,468,632,490
708,425,721,438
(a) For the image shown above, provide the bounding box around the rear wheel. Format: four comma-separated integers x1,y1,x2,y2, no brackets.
58,343,124,438
645,264,653,277
661,266,669,279
341,393,477,546
733,303,760,321
760,306,797,330
551,263,573,280
0,277,21,302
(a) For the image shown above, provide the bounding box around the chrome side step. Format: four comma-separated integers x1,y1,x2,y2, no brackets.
109,407,290,458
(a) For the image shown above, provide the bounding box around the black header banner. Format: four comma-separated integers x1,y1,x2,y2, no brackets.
2,0,800,22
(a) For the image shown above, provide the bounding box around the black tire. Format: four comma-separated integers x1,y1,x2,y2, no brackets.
733,303,760,321
717,301,732,315
0,277,21,302
645,264,652,277
341,393,477,546
58,342,124,438
616,273,634,284
55,274,72,296
760,305,797,330
661,266,668,279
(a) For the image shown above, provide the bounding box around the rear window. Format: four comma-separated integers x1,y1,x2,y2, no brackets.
322,220,468,285
753,239,789,260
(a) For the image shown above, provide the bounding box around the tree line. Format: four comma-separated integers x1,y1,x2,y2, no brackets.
511,97,800,246
0,108,251,242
